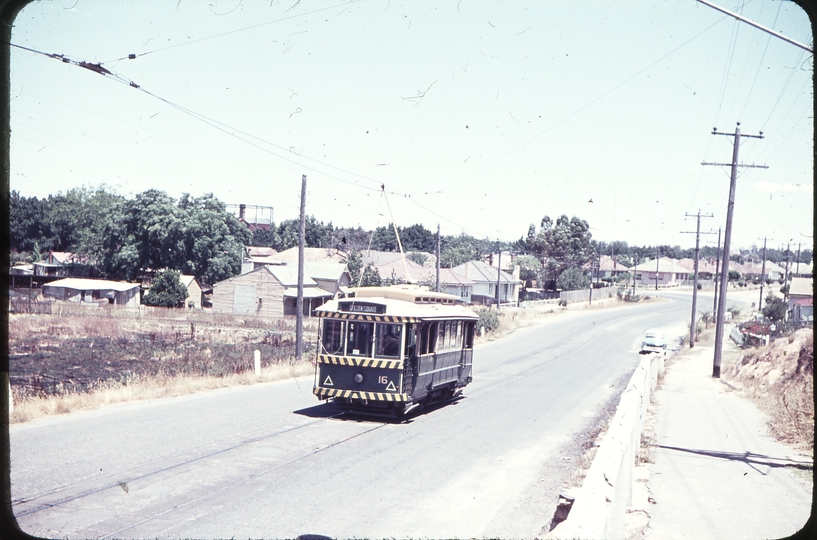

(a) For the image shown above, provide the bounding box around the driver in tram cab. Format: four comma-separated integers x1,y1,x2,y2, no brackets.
382,329,401,357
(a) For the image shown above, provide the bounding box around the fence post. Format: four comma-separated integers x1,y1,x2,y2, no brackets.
254,350,261,376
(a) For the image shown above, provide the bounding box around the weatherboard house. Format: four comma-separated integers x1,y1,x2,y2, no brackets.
41,278,141,308
212,263,350,317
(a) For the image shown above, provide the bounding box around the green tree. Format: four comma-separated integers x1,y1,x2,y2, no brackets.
407,252,428,266
522,215,593,282
762,294,788,321
510,254,542,282
440,233,480,268
144,270,189,308
360,263,382,287
556,267,590,291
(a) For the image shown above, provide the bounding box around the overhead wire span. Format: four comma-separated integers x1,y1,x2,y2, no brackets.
437,15,728,195
102,0,361,64
738,0,784,121
9,40,386,195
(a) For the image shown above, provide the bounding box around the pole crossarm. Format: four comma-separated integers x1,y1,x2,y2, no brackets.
702,161,769,168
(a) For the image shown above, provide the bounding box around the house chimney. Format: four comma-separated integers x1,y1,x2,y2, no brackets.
239,204,246,221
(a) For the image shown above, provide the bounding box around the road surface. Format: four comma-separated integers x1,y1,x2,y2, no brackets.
11,294,693,538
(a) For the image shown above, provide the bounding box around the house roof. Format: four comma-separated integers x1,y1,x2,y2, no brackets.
296,262,349,281
246,246,277,257
47,251,88,264
283,287,335,298
179,275,199,288
634,257,692,274
42,278,140,292
412,267,474,285
452,259,521,284
789,277,813,297
274,246,346,263
264,265,318,287
246,255,287,266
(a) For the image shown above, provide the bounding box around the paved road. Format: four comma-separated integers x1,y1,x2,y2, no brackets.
11,295,692,538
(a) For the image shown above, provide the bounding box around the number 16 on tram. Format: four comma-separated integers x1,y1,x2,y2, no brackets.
312,287,479,417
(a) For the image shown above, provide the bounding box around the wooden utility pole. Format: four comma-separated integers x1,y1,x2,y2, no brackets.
654,246,659,290
703,123,767,378
436,224,441,292
713,228,721,318
495,249,502,309
682,211,714,347
296,175,306,362
758,237,768,312
796,243,801,275
784,242,791,302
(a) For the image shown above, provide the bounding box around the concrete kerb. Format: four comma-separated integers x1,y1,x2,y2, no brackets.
548,352,665,540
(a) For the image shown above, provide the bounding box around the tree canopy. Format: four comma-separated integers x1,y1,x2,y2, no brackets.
10,188,250,286
144,269,189,308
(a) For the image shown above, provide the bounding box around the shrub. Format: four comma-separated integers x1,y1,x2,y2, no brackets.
144,270,188,308
476,308,501,334
727,305,741,318
556,267,590,291
762,295,787,321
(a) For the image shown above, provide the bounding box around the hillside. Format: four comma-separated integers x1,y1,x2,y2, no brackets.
724,328,814,453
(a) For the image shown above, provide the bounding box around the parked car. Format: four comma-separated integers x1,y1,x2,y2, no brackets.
641,330,667,353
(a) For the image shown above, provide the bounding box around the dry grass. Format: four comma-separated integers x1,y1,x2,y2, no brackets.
724,328,814,454
8,312,318,424
10,362,314,424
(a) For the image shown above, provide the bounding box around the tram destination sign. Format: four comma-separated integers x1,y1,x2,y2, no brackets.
339,301,387,315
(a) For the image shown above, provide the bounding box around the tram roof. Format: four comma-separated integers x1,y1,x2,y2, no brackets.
315,292,478,321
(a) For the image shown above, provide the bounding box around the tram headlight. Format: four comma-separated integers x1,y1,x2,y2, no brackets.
354,373,364,384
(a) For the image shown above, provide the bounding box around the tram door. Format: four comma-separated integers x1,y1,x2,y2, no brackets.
403,323,419,396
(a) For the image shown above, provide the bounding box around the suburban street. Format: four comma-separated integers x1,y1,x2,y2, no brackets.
12,294,694,538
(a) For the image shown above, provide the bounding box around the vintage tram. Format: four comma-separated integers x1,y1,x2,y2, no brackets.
312,286,478,417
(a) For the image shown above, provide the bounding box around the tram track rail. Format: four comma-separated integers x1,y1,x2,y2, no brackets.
13,410,377,522
98,421,387,539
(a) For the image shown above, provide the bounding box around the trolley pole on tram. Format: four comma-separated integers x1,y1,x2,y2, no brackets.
296,174,306,362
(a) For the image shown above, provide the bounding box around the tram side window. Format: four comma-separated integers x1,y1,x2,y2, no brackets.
376,323,403,358
464,321,475,349
438,321,447,351
405,324,418,358
347,321,374,357
455,320,463,348
420,322,438,354
321,319,345,355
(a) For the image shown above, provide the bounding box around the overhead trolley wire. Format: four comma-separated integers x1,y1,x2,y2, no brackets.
436,14,729,196
102,0,361,64
8,40,389,196
738,0,784,121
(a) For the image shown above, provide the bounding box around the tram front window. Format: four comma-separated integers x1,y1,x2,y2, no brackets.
375,323,403,358
321,319,345,355
347,321,373,357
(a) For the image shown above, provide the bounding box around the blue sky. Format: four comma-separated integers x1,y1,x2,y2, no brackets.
9,0,813,252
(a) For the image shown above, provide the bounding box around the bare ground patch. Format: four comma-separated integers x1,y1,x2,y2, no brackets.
8,312,318,423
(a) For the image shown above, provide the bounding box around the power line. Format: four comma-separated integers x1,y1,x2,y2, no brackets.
102,1,360,64
436,15,728,195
